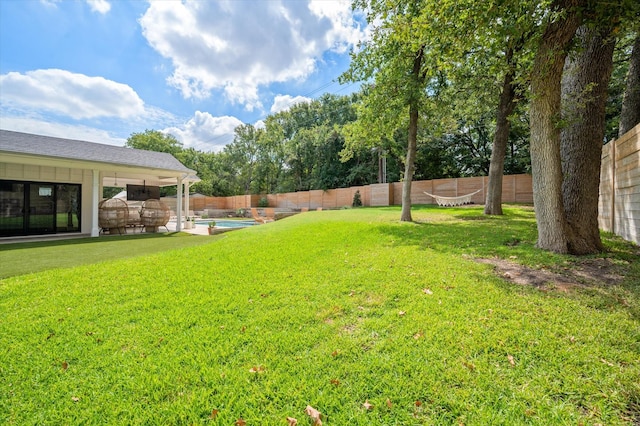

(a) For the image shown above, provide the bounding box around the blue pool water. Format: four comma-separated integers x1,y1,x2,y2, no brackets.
194,219,256,228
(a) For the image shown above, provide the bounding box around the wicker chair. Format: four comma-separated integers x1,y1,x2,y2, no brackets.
98,198,129,234
140,199,170,232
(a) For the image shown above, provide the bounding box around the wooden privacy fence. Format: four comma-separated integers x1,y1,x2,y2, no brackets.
164,174,533,213
598,123,640,245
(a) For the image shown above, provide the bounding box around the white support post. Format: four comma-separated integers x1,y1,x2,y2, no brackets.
176,176,183,232
185,181,190,221
91,170,100,237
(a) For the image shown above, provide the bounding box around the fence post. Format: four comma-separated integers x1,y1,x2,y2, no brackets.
611,139,616,233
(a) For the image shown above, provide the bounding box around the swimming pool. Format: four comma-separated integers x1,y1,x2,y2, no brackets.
194,219,257,229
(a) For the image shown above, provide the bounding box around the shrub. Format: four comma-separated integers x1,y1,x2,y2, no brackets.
258,197,269,207
352,190,363,207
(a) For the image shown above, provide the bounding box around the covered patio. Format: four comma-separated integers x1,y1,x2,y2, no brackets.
0,130,199,241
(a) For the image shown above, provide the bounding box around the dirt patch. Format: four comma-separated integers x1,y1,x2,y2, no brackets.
476,257,625,292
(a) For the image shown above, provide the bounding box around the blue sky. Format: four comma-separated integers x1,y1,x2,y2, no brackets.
0,0,366,151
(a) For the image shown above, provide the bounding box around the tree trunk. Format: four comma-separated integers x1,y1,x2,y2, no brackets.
561,26,616,254
401,102,418,222
529,0,582,253
619,34,640,137
484,47,517,215
400,47,426,222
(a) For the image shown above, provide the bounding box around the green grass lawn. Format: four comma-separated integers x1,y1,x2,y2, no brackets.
1,206,638,425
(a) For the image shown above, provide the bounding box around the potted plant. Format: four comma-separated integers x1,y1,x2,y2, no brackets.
207,221,216,235
184,216,192,229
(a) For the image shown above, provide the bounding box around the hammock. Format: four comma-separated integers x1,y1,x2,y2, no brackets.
423,188,483,207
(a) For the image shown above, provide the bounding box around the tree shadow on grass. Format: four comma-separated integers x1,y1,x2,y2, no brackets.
374,209,640,320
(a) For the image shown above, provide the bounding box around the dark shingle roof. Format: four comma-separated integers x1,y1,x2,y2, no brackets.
0,129,194,174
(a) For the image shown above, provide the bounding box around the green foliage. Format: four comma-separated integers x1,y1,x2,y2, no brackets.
352,190,363,207
258,197,269,208
102,186,122,199
605,31,639,141
1,207,638,424
126,129,182,155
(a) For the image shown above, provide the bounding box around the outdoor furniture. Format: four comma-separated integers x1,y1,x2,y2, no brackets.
126,207,144,232
423,189,483,207
140,199,170,232
98,198,128,234
251,208,275,224
264,208,275,221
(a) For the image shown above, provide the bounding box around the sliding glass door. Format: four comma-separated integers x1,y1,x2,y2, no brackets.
0,180,81,237
28,183,55,234
55,184,81,233
0,181,25,236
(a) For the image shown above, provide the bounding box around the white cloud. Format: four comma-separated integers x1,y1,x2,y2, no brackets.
308,0,366,53
139,0,365,109
270,94,313,114
163,111,243,152
0,116,126,146
85,0,111,14
40,0,61,8
0,69,145,119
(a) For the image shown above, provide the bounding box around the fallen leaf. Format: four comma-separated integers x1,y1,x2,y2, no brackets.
569,336,576,343
349,290,355,296
507,354,515,366
286,417,298,426
235,418,246,426
210,409,219,419
249,365,265,373
330,379,340,386
240,326,246,333
71,396,80,402
413,331,424,339
62,361,68,371
331,350,339,357
305,405,322,425
600,358,615,367
260,293,268,298
398,311,406,316
415,400,422,407
386,398,392,408
422,288,433,295
363,400,374,410
462,361,476,371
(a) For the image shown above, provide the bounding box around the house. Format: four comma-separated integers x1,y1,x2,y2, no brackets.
0,129,198,240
